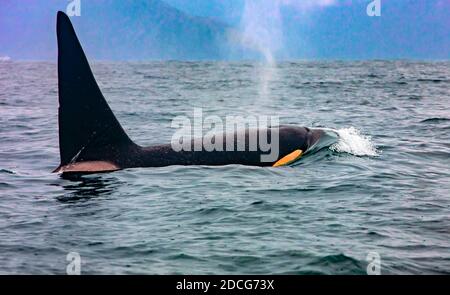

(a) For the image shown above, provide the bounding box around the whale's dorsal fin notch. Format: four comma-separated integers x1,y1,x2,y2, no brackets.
55,11,134,169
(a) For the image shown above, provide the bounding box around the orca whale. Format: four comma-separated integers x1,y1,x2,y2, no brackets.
54,11,328,173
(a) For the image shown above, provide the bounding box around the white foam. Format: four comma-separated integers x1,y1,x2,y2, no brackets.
330,127,378,156
0,56,11,62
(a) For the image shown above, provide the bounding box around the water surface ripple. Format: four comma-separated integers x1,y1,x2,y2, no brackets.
0,61,449,274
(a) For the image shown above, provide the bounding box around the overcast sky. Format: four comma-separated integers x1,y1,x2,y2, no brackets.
1,0,448,60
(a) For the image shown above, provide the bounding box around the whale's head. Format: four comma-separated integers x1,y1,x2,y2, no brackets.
306,128,339,154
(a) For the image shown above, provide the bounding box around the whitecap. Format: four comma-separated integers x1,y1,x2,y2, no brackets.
329,127,378,156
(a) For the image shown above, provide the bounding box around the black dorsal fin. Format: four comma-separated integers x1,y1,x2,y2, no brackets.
56,11,134,168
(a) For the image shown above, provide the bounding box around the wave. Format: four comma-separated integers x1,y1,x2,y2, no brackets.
328,127,378,156
0,169,15,175
417,78,447,83
0,56,11,62
420,117,450,123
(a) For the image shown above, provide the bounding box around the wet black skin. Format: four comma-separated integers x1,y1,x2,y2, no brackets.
72,126,324,168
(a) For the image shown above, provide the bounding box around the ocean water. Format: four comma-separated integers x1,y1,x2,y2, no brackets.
0,60,449,274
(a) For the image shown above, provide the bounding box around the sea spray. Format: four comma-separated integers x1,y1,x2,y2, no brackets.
238,0,282,103
236,0,339,103
330,127,378,156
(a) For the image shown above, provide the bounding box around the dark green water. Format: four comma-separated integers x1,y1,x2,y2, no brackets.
0,61,449,274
